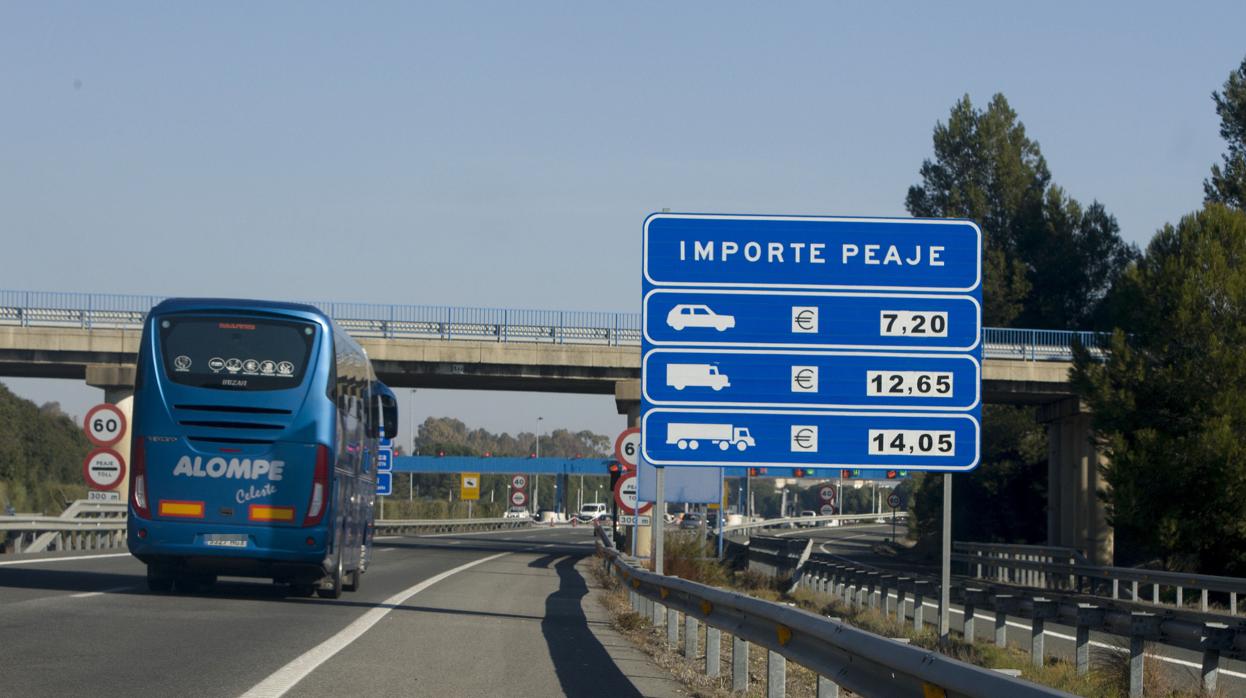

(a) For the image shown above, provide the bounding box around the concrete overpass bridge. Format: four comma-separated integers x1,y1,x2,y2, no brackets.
0,290,1109,561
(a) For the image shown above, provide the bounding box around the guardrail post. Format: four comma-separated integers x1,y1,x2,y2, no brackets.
1030,598,1058,668
1151,582,1160,605
1201,622,1232,694
1075,604,1104,676
995,594,1016,648
817,676,839,698
667,607,679,648
1112,578,1120,600
653,598,664,627
895,578,910,623
962,588,986,642
1129,612,1161,697
1176,585,1183,608
705,626,720,677
1233,592,1238,616
867,572,881,608
767,650,785,698
732,636,748,691
684,614,698,658
1200,588,1208,613
880,575,895,615
912,580,930,630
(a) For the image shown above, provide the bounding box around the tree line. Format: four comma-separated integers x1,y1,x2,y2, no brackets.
0,383,91,513
909,54,1246,576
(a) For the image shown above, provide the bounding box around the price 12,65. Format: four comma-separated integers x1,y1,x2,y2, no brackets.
866,371,953,397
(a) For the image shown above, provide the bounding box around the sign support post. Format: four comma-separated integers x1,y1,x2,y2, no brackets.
652,466,665,574
940,473,952,645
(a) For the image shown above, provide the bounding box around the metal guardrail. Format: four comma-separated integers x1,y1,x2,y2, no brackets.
372,517,533,535
800,552,1246,695
593,526,1070,698
955,541,1246,616
0,501,128,554
0,505,532,555
722,511,906,538
0,288,1104,359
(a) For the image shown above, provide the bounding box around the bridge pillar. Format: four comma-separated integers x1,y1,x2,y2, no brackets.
85,364,136,404
1039,399,1112,565
614,379,640,425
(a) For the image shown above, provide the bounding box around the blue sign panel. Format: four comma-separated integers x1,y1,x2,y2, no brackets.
641,213,983,473
376,471,393,496
643,350,980,411
377,449,393,472
644,214,981,292
644,290,981,351
643,408,979,471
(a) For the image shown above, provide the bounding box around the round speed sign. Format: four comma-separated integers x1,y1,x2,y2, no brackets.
818,485,836,503
614,427,640,469
84,403,127,447
511,490,528,507
511,474,528,490
83,448,126,490
887,492,902,509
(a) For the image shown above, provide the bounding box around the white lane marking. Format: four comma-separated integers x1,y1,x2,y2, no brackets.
446,540,462,545
240,552,508,698
372,536,400,541
862,590,1246,679
0,552,131,567
375,548,395,553
69,585,132,599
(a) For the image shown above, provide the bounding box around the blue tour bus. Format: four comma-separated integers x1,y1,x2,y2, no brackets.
126,298,398,597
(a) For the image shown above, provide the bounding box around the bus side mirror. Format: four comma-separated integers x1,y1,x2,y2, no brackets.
381,394,399,440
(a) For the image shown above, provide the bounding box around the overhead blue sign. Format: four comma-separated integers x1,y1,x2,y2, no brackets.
641,213,983,473
376,471,393,496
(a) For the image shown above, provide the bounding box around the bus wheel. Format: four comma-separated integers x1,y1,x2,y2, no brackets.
317,553,344,599
174,574,213,594
343,567,361,593
146,565,173,593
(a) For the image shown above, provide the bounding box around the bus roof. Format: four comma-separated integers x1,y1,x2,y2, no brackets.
150,297,330,322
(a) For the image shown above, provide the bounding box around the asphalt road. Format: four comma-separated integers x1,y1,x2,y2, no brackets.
774,522,1246,694
0,526,683,698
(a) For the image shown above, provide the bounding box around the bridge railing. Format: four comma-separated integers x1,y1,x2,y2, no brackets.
1,289,1102,358
593,527,1070,698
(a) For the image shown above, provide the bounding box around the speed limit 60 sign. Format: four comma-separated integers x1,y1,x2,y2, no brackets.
84,404,127,447
614,427,639,469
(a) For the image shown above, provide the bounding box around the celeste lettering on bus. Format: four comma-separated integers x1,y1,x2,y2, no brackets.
172,455,284,481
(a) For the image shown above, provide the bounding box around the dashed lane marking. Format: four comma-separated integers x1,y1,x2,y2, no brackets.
69,585,132,599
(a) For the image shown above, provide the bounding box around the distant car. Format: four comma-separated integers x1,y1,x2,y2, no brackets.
666,304,736,331
576,503,608,522
503,508,530,520
797,510,819,528
679,513,704,530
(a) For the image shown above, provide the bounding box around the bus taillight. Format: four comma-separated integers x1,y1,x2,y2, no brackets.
303,444,330,526
131,438,150,518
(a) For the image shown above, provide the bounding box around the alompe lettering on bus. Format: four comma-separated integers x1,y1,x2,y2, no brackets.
172,455,285,481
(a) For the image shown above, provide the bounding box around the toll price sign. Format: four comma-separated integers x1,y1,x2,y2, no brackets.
640,213,982,474
83,448,126,490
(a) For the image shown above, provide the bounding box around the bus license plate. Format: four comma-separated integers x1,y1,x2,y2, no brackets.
203,534,249,548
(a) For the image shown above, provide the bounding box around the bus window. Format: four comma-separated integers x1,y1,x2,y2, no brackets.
158,317,315,391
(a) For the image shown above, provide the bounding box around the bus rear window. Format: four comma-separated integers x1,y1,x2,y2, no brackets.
157,316,316,391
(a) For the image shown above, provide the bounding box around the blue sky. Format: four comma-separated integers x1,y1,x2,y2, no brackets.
2,3,1244,441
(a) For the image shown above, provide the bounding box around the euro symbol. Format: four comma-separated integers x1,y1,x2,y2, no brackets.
794,309,816,331
794,368,816,391
793,428,816,450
